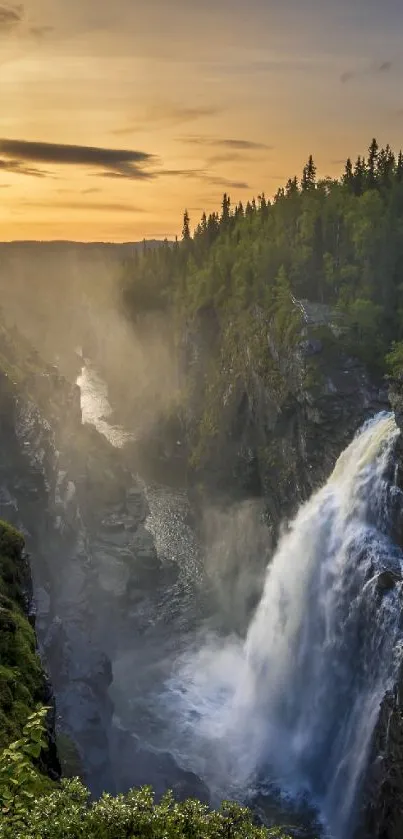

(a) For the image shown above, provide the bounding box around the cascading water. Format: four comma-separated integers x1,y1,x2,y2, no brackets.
77,362,135,447
167,413,403,838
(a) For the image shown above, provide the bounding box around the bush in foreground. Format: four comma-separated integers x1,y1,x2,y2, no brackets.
0,709,290,839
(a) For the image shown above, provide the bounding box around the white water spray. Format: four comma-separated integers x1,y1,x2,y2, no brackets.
168,413,403,838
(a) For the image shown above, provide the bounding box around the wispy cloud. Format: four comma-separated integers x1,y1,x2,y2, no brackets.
0,139,156,179
378,60,393,73
29,24,54,39
340,59,394,83
158,167,250,189
0,3,23,32
206,175,250,190
0,158,48,177
181,135,272,151
23,199,145,213
113,104,221,135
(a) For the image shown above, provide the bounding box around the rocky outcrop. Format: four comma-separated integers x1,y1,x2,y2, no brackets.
355,377,403,839
358,682,403,839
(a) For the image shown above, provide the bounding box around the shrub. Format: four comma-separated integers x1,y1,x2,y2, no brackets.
0,710,292,839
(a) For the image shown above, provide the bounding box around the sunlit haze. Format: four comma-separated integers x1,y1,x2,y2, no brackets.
1,0,403,240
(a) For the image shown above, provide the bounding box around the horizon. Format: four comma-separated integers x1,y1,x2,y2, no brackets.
2,0,403,241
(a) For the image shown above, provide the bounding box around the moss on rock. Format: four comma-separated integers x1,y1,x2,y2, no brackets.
0,520,46,750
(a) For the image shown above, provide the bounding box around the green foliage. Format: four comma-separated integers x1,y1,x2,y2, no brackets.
0,522,47,751
0,713,292,839
121,138,403,460
385,341,403,377
0,707,51,831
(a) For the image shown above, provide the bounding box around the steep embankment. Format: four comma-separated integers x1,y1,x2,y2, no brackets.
0,518,59,779
354,378,403,839
0,317,207,802
150,303,388,526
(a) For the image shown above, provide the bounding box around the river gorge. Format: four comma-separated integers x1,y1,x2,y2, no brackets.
1,269,403,839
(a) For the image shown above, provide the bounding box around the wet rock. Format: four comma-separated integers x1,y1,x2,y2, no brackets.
376,569,402,592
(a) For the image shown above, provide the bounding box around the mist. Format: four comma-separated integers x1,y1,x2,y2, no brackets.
0,242,181,441
0,241,279,814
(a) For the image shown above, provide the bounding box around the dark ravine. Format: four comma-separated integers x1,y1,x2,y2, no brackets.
0,322,208,802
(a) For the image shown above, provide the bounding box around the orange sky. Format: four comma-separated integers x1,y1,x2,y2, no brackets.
1,0,403,241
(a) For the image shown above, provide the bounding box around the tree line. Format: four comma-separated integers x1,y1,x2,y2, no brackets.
120,138,403,458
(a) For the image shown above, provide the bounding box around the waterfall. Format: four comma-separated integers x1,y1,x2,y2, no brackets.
168,413,403,838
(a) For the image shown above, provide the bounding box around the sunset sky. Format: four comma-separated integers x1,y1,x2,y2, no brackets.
1,0,403,241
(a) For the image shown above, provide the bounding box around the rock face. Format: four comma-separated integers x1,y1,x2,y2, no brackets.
175,308,388,537
0,323,204,802
356,376,403,839
358,683,403,839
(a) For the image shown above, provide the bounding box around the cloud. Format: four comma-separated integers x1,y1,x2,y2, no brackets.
206,176,250,189
23,200,145,213
182,135,272,151
156,167,250,189
81,187,101,194
207,153,247,166
0,138,156,179
0,158,48,177
377,60,393,73
206,175,250,190
159,167,205,178
340,59,394,83
340,70,355,84
112,104,220,135
29,24,54,39
0,3,23,32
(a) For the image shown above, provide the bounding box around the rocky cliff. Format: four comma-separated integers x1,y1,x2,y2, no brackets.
0,318,207,801
354,377,403,839
156,304,388,532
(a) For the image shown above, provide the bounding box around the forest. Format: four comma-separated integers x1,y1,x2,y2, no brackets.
122,138,403,371
120,139,403,462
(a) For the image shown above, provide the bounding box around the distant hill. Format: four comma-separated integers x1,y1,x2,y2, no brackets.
0,240,164,260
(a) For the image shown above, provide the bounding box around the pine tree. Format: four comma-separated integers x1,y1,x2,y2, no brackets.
367,138,379,189
258,192,269,219
220,193,231,227
234,202,244,220
397,151,403,183
206,212,219,245
301,155,316,191
353,155,365,196
377,144,395,189
285,177,299,197
343,158,354,188
182,210,191,241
